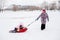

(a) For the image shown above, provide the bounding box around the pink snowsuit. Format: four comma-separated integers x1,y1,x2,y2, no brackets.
40,13,49,24
36,11,49,24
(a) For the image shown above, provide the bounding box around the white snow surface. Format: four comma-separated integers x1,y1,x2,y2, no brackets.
0,10,60,40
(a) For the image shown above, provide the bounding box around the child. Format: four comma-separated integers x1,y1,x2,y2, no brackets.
14,27,18,32
18,25,27,32
36,9,49,30
19,25,24,29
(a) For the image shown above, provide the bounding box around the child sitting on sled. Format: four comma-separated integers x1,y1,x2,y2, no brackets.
18,25,27,32
9,24,27,33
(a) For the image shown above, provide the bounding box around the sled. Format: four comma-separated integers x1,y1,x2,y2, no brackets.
9,27,27,33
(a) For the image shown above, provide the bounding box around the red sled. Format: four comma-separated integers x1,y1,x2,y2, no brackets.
9,27,28,33
18,27,27,33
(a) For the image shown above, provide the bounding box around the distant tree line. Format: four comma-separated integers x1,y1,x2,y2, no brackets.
0,0,60,11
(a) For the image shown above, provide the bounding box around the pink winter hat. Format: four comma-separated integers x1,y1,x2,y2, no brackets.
42,9,46,12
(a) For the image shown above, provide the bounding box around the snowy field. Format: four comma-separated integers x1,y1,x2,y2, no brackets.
0,10,60,40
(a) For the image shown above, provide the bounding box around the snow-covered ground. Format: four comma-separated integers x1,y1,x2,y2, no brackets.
0,10,60,40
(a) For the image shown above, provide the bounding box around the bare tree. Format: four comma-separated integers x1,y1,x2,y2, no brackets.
0,0,6,11
57,0,60,10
